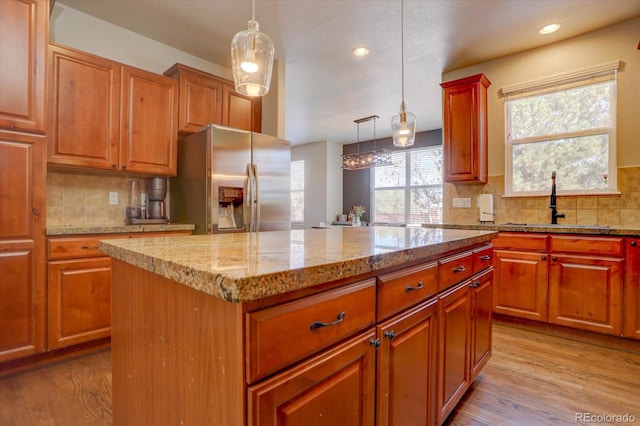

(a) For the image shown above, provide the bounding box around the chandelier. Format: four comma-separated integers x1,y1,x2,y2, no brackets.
342,115,393,170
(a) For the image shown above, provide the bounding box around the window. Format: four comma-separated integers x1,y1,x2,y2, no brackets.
371,146,443,225
290,160,304,223
504,62,619,196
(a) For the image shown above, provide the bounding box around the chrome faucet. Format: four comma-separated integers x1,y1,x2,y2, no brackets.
550,171,565,224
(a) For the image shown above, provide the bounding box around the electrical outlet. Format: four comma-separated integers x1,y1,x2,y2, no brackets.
109,192,118,205
452,197,471,208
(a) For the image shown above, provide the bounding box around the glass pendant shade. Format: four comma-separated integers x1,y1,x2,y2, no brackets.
231,18,274,97
391,104,416,147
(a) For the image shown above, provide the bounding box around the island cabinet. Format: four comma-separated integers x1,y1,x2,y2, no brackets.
440,73,490,184
109,238,494,426
548,235,624,336
492,233,549,321
163,63,262,134
624,238,640,339
48,43,178,175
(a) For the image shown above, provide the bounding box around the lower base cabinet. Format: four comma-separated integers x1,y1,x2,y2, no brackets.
624,238,640,339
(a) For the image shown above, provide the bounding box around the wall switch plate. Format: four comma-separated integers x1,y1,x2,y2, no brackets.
452,197,471,208
109,192,118,205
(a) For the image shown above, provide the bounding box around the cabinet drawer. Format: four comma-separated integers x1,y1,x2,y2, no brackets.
377,261,438,320
550,235,624,257
492,233,548,251
246,279,376,383
473,244,493,273
48,231,191,260
439,251,473,291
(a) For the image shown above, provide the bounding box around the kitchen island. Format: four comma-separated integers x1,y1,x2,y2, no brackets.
99,226,497,425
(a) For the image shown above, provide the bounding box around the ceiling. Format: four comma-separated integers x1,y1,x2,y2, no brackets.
56,0,640,146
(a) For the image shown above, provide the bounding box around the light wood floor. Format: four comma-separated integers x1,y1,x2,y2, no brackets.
1,322,638,426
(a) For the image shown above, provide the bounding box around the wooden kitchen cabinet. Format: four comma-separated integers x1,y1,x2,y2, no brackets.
48,43,178,175
440,73,490,183
624,238,640,339
548,235,624,336
0,130,47,363
0,0,48,133
470,268,493,379
164,63,262,134
376,298,438,426
45,231,190,352
492,233,549,321
247,329,377,426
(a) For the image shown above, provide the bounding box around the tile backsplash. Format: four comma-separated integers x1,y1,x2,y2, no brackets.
47,171,154,227
443,166,640,227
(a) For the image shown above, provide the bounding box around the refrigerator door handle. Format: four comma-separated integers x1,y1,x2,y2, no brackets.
253,164,260,232
245,163,254,232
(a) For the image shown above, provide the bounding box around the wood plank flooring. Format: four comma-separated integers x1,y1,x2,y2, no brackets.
0,321,638,426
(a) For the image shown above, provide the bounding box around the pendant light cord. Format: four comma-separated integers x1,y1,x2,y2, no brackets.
401,0,405,106
251,0,256,20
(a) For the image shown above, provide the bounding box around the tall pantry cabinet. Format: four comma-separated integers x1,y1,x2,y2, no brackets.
0,0,48,363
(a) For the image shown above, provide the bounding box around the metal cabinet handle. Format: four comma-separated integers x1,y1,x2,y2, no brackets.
405,281,424,292
32,207,40,217
370,338,381,348
112,163,117,168
552,256,557,261
631,241,638,247
470,280,481,289
122,164,127,169
479,255,491,260
541,255,547,260
384,330,396,341
310,311,346,331
81,245,100,250
453,265,466,273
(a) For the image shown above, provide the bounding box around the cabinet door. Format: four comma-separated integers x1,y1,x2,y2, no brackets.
48,43,120,170
377,298,438,426
437,280,471,424
120,66,178,175
549,255,623,335
440,74,490,183
222,83,262,132
0,0,47,132
247,329,376,426
493,249,548,321
0,130,46,362
471,269,492,380
174,66,223,133
624,239,640,339
48,257,111,349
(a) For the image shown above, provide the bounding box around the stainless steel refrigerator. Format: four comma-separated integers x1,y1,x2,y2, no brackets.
170,124,291,234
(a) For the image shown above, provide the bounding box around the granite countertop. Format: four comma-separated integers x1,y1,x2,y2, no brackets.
421,223,640,237
46,223,195,236
99,227,497,303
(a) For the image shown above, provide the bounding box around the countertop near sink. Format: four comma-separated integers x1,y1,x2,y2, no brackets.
421,223,640,237
46,223,195,236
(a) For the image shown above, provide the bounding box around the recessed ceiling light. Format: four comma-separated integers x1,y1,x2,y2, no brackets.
352,47,369,57
539,23,561,35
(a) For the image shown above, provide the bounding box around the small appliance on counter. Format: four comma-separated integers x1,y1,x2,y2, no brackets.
126,177,170,224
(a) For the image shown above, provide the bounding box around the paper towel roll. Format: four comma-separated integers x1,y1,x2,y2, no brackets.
478,194,494,222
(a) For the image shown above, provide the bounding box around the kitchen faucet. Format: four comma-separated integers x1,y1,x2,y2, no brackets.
550,171,565,224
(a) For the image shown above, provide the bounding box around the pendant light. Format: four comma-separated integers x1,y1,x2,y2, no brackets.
390,0,416,147
231,0,275,97
342,115,393,170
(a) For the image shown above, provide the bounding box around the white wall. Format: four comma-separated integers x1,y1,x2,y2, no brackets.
442,16,640,175
291,141,343,228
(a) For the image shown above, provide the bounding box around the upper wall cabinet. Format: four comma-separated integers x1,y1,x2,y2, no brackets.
440,74,490,184
164,63,261,134
47,43,178,176
0,0,48,133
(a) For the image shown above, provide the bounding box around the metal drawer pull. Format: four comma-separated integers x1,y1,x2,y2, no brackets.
453,265,466,273
370,338,381,348
81,245,100,250
384,330,396,340
405,281,424,292
310,311,346,331
479,255,491,260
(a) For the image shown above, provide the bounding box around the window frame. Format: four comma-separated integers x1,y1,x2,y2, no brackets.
503,62,619,197
370,145,443,225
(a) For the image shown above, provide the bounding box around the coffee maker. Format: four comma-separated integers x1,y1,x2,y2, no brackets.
146,177,168,222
